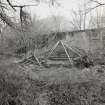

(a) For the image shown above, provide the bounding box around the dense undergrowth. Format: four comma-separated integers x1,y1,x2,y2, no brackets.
0,62,105,105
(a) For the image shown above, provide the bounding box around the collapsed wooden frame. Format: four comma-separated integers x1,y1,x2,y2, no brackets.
46,40,82,66
19,40,82,67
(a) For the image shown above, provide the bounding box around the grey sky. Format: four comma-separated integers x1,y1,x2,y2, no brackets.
11,0,105,30
12,0,85,19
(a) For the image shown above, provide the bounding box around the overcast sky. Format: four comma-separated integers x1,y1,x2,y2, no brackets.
12,0,86,19
10,0,105,30
11,0,105,19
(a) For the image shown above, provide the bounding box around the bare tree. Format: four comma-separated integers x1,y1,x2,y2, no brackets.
70,0,89,30
88,9,105,28
0,0,40,28
70,8,84,30
86,0,105,13
69,0,105,30
86,0,105,28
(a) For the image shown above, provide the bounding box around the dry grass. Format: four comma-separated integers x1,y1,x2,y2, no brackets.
0,56,105,105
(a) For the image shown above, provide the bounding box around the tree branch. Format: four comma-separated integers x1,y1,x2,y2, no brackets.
90,0,103,5
13,4,39,8
0,12,16,28
6,0,16,11
0,0,39,28
86,0,105,14
6,0,39,11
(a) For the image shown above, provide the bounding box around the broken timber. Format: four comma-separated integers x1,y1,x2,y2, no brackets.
18,53,42,67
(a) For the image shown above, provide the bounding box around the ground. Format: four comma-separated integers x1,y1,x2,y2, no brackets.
1,55,105,105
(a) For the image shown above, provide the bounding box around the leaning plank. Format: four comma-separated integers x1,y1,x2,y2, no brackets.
61,40,73,65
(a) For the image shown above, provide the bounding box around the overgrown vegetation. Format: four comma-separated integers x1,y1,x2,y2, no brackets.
0,63,105,105
1,0,105,105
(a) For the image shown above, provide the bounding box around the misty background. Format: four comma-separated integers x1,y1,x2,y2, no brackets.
3,0,105,32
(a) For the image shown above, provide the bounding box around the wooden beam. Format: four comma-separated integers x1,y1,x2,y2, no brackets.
61,40,73,65
47,41,60,58
33,52,42,67
66,45,81,57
